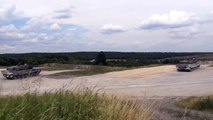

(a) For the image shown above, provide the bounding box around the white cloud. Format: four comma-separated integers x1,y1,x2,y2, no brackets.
0,24,17,32
140,10,197,30
54,7,73,19
50,23,61,30
68,28,77,31
0,24,48,43
21,17,49,31
21,38,38,43
0,24,25,40
0,45,16,50
169,25,202,39
1,0,213,52
101,24,125,34
0,5,19,21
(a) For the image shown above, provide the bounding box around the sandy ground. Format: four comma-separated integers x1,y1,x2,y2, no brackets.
1,65,213,119
1,65,213,97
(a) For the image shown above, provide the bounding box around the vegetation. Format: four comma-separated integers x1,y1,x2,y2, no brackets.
0,52,212,67
95,51,107,65
0,89,151,120
42,63,77,71
176,96,213,113
48,65,125,77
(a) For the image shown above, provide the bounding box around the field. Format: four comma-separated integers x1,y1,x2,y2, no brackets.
1,62,213,119
43,64,126,77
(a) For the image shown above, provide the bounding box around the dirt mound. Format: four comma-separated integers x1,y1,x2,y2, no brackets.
106,65,176,78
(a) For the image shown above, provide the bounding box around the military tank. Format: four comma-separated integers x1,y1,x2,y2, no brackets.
1,64,41,80
176,60,200,72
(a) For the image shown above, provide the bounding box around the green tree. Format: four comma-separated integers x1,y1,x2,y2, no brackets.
95,51,107,65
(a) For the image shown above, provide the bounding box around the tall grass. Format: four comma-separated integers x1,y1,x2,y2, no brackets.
176,96,213,113
0,89,152,120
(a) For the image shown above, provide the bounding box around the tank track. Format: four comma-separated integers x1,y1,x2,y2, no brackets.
9,70,41,80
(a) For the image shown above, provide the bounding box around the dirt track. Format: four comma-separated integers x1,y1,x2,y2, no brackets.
106,65,175,78
0,65,213,97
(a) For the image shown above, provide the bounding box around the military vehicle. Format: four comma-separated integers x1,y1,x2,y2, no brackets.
1,64,41,79
176,60,200,72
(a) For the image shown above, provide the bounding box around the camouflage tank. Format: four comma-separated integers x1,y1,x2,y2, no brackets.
1,64,41,79
176,60,200,72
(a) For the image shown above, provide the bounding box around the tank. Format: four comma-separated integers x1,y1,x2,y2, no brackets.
1,64,41,79
176,60,200,72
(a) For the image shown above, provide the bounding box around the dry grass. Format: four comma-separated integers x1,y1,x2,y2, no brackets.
176,96,213,113
47,64,126,77
41,63,77,71
0,89,152,120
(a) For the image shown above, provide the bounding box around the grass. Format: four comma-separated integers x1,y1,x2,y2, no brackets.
0,89,151,120
44,63,167,78
47,64,126,77
42,63,77,71
176,96,213,113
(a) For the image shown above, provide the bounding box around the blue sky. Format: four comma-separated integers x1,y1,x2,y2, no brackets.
0,0,213,53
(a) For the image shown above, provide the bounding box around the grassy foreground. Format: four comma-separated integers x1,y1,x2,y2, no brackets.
176,96,213,113
0,89,151,120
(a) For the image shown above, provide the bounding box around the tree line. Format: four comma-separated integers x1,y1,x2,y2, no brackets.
0,52,211,67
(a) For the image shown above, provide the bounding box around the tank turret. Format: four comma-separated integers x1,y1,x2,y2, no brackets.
1,64,41,79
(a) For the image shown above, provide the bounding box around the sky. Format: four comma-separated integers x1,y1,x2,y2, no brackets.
0,0,213,53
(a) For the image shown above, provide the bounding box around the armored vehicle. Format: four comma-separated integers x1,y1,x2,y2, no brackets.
1,64,41,79
176,60,200,72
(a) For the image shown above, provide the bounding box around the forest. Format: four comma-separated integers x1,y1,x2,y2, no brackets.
0,52,212,67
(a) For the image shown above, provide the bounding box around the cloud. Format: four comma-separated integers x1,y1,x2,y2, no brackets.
54,7,73,19
50,23,61,30
0,24,47,43
0,45,16,50
101,24,125,34
0,6,16,21
21,38,38,43
140,10,197,30
21,17,49,31
169,26,202,39
1,1,213,53
0,24,25,40
68,28,77,31
0,5,24,22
